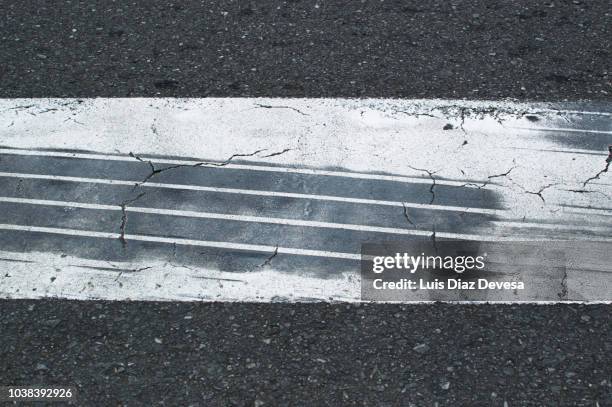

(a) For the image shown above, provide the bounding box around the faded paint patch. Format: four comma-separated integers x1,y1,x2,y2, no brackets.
0,99,610,302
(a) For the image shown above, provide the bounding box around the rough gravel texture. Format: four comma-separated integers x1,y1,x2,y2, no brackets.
0,0,610,99
0,1,611,406
1,301,611,406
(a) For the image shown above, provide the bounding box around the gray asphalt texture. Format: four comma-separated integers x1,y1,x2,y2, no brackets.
1,301,610,406
0,0,610,99
0,1,611,406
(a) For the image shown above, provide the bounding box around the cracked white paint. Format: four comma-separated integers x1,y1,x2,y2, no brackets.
0,250,359,302
0,98,610,302
1,99,609,212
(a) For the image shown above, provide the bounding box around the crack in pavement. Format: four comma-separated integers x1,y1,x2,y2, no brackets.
205,149,268,167
255,247,279,271
565,189,611,200
5,104,36,112
401,202,415,227
129,148,291,187
254,103,310,116
460,164,517,189
558,267,568,300
582,145,612,187
461,182,488,189
408,165,437,204
487,165,517,181
191,275,245,283
394,110,438,120
129,152,198,186
431,225,439,255
524,183,558,203
118,192,146,245
261,148,292,158
114,266,153,283
129,152,156,173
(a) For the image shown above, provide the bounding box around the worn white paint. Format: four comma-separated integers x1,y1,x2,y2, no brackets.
0,223,361,260
0,250,359,302
1,247,610,303
0,171,507,215
2,196,611,237
0,98,610,303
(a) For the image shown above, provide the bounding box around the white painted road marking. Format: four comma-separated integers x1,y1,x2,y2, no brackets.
0,98,610,302
511,126,612,135
1,196,611,236
0,147,471,187
0,223,362,260
0,171,507,215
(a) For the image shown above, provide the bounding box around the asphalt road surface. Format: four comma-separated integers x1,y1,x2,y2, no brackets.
1,0,610,100
1,1,611,406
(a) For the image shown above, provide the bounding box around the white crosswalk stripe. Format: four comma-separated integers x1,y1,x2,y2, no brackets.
0,98,610,303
